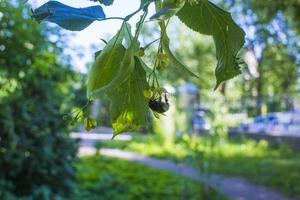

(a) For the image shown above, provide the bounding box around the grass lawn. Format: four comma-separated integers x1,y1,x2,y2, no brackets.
73,155,227,200
96,134,300,198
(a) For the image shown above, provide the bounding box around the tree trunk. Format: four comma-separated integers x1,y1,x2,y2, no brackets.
255,46,265,116
256,72,263,115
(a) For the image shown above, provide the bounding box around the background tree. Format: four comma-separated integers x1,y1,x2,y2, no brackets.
262,44,298,110
0,1,84,199
224,0,300,115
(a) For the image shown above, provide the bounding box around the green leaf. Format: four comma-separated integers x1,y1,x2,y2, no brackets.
94,50,102,59
177,1,245,89
86,26,126,98
89,23,140,99
107,57,149,136
87,23,137,99
139,58,153,74
123,23,140,51
159,21,199,78
89,40,140,99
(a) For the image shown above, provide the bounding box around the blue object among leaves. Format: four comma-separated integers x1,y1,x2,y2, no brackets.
32,1,106,31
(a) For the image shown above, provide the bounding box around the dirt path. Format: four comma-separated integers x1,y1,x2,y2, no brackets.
79,147,296,200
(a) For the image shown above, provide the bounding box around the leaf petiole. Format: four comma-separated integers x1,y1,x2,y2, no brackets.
96,17,125,21
134,9,148,41
124,1,151,21
143,38,160,50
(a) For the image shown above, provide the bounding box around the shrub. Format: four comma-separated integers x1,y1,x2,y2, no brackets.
0,1,81,199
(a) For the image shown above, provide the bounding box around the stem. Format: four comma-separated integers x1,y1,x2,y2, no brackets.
125,9,141,21
152,74,155,87
81,99,92,111
124,1,151,21
97,17,125,21
144,38,160,49
155,74,160,87
134,9,148,41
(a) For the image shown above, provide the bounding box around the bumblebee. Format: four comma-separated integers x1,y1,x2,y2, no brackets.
148,93,169,113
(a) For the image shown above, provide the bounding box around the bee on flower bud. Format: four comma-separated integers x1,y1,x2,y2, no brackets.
148,93,170,113
144,87,170,114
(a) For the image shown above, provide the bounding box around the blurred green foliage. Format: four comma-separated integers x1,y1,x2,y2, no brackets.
0,1,84,199
229,0,300,115
141,0,300,118
98,134,300,198
73,155,227,200
245,0,300,36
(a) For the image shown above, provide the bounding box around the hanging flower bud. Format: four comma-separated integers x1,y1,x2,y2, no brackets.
84,117,97,131
138,47,145,57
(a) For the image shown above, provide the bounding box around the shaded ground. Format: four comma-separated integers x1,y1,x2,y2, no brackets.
74,155,225,200
79,146,296,200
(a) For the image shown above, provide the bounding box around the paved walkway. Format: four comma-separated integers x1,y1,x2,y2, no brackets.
79,147,296,200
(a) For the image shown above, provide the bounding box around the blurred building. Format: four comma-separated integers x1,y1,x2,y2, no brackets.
177,83,200,110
